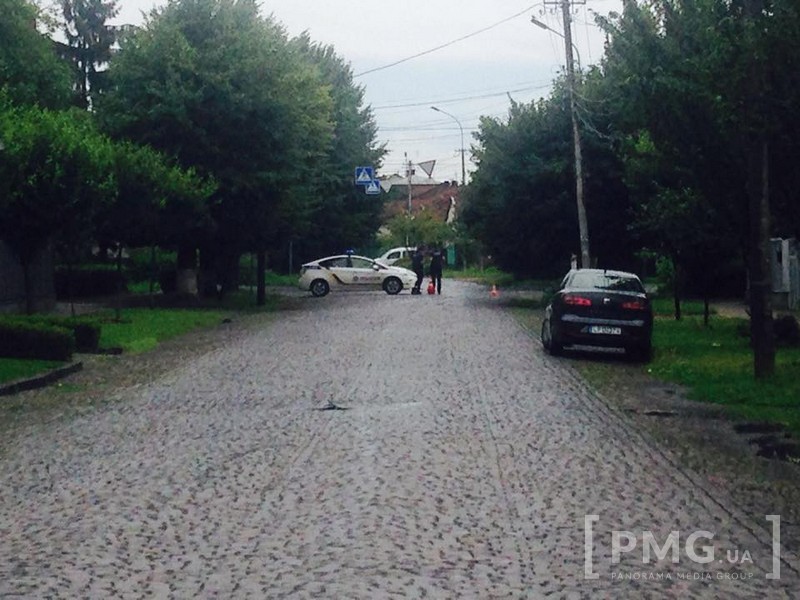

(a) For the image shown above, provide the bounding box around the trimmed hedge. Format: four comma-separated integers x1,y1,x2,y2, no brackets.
55,318,101,353
0,315,102,359
0,320,74,361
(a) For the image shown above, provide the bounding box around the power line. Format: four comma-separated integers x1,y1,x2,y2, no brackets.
354,4,540,78
371,84,552,111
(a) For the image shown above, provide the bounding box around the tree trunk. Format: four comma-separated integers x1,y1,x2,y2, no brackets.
672,261,681,321
149,245,157,308
114,244,123,322
702,263,710,327
68,261,76,317
256,249,266,306
743,0,775,378
22,260,34,315
176,244,198,296
747,141,775,378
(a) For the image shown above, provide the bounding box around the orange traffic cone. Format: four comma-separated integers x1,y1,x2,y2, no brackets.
490,284,499,298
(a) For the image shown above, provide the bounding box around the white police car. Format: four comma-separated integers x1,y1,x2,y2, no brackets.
298,254,417,297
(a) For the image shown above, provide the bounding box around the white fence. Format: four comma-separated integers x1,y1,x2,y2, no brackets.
771,238,799,310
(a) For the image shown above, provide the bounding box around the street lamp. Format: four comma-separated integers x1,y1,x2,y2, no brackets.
530,15,582,70
531,9,591,269
430,106,466,186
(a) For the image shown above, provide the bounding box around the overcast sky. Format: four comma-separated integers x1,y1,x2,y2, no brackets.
115,0,623,183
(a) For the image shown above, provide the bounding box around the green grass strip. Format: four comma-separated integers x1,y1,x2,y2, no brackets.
99,308,228,354
0,358,63,384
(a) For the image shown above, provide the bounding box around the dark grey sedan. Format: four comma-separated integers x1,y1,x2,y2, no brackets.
541,269,653,361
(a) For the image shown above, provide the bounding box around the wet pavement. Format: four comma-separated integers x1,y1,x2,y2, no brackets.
0,281,797,598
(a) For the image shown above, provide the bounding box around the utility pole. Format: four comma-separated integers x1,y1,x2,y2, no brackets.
405,152,413,214
406,152,413,247
543,0,590,268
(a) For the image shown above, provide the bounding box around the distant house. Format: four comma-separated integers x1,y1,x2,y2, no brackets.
381,180,461,224
0,241,55,313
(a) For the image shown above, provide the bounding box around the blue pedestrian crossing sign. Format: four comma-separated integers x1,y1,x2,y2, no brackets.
354,166,374,185
354,165,380,195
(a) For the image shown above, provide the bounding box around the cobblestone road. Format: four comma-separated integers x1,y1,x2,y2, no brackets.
1,281,798,598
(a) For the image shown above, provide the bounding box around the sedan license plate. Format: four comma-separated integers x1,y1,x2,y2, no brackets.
589,325,622,335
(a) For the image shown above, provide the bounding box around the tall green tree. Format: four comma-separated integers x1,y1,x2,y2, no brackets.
0,100,115,312
58,0,119,109
596,0,792,376
98,0,333,301
290,36,386,264
96,141,214,255
0,0,72,108
462,95,575,278
462,80,633,279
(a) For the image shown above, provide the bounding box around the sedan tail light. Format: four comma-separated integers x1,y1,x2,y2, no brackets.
563,294,592,306
621,299,648,310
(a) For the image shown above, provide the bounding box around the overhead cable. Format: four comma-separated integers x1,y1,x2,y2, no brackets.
354,4,539,78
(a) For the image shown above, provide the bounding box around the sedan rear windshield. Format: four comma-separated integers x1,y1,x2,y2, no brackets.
568,272,645,293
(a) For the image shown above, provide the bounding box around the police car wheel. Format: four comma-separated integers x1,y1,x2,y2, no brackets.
384,277,402,295
310,279,330,297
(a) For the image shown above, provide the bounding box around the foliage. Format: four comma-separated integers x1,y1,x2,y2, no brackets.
0,0,72,108
451,265,517,287
96,140,215,253
97,0,333,286
0,101,116,311
125,248,177,282
0,319,74,361
57,0,119,108
0,94,209,310
650,297,714,317
383,211,453,250
598,4,744,300
462,83,635,279
0,314,101,352
286,36,387,267
96,0,387,296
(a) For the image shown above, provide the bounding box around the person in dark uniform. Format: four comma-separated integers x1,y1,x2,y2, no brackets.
411,247,424,294
428,247,444,294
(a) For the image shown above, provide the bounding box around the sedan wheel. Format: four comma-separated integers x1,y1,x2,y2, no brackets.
384,277,402,295
310,279,330,297
541,319,563,356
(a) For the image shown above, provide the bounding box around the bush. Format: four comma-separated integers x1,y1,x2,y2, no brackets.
58,318,101,352
55,266,127,299
775,315,800,347
0,320,74,361
126,248,177,283
0,316,101,354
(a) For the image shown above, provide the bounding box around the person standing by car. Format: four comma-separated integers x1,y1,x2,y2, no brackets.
428,247,444,294
411,247,424,295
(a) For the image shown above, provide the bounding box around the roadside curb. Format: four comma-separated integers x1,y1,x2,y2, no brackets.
0,362,83,397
